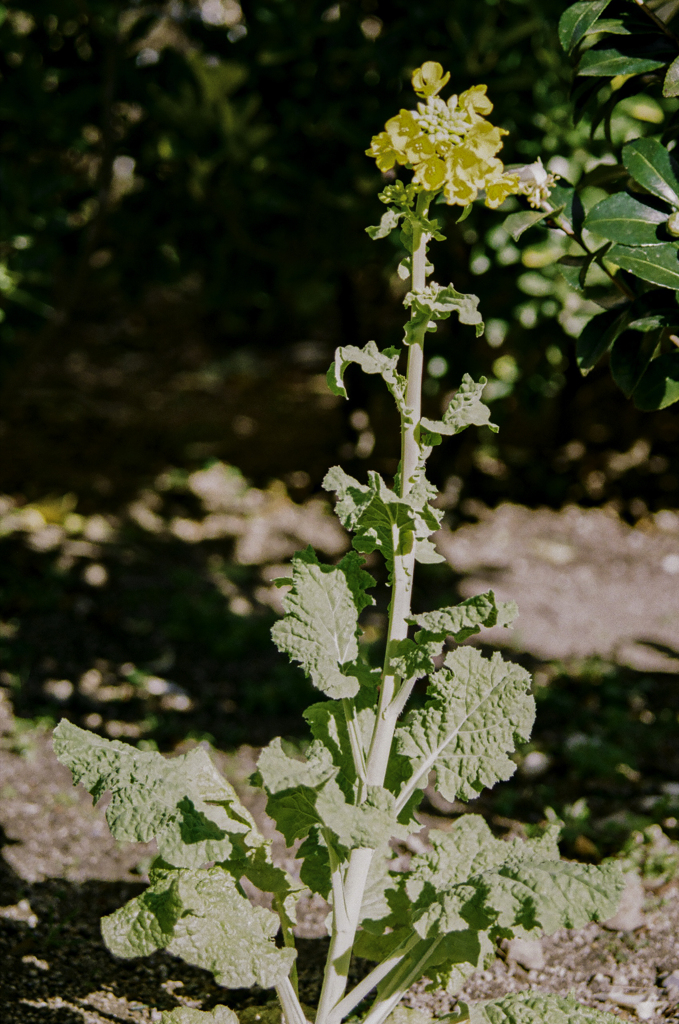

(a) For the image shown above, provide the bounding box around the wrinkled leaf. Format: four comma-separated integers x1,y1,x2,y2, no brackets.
623,137,679,208
397,647,534,804
271,548,375,700
421,374,497,438
607,242,679,289
404,283,484,338
327,341,406,414
469,990,627,1024
585,191,669,245
634,350,679,410
102,864,296,989
53,720,262,869
367,208,402,240
409,591,518,646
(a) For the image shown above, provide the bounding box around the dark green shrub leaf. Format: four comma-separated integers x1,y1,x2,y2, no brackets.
584,192,669,245
575,306,632,373
607,242,679,289
664,54,679,97
634,350,679,409
610,327,660,397
549,184,585,234
578,47,668,77
558,0,612,54
623,137,679,207
503,209,553,241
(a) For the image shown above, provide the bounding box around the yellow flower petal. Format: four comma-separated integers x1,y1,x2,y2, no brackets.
413,155,447,190
459,84,493,117
366,132,398,171
411,61,451,99
484,174,521,209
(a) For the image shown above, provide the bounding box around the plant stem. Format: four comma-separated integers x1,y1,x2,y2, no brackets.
360,937,444,1024
327,933,422,1024
277,976,309,1024
316,194,431,1024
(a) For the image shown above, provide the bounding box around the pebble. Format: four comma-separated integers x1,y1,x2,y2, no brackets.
504,938,546,971
603,873,646,932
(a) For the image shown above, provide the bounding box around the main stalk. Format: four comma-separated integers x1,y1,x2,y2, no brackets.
314,197,430,1024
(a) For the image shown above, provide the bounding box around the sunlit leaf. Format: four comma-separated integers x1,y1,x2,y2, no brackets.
623,137,679,207
584,191,669,245
607,242,679,289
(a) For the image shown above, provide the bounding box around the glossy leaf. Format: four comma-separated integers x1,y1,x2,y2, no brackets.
607,242,679,289
548,184,585,235
634,350,679,410
575,306,632,373
578,47,668,77
558,0,612,53
503,209,552,241
584,191,669,245
623,138,679,208
664,55,679,97
610,327,660,398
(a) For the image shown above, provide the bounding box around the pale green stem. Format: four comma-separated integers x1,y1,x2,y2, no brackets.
342,696,368,796
273,893,299,995
316,192,431,1024
360,936,444,1024
327,932,422,1024
277,977,309,1024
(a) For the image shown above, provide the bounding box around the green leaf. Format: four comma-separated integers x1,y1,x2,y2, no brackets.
323,467,444,576
503,209,552,241
575,307,626,373
469,991,628,1024
102,864,296,989
585,191,669,245
327,341,406,413
52,720,262,870
548,184,585,236
409,591,518,646
421,374,498,437
607,242,679,289
578,47,668,77
404,283,484,338
634,350,679,409
367,207,403,240
162,1008,239,1024
304,686,378,791
623,137,679,208
558,0,612,53
610,327,660,398
664,55,679,97
297,826,332,897
271,548,375,700
396,647,534,804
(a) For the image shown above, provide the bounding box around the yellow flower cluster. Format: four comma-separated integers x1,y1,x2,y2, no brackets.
366,61,521,209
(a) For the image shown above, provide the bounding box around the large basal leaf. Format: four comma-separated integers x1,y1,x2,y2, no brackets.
578,43,670,77
102,864,296,989
52,720,262,869
558,0,612,53
610,327,660,398
584,191,669,245
623,137,679,208
634,349,679,410
396,647,534,805
421,374,497,438
607,242,679,289
469,990,627,1024
271,548,375,700
327,340,406,414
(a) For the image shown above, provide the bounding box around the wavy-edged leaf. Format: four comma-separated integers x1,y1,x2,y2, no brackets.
421,374,497,438
607,242,679,289
162,1008,239,1024
578,46,668,77
664,54,679,97
102,864,295,989
327,341,406,414
558,0,612,53
404,283,484,339
396,647,534,805
610,327,660,397
469,990,628,1024
323,467,444,575
366,207,403,240
409,591,518,646
52,720,262,869
585,191,669,245
271,548,375,700
623,137,679,207
634,349,679,409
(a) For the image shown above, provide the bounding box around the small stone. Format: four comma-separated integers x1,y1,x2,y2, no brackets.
505,937,545,971
603,873,645,931
663,970,679,1002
